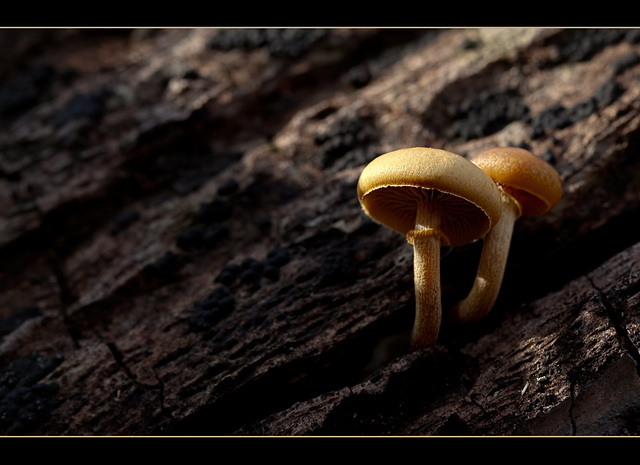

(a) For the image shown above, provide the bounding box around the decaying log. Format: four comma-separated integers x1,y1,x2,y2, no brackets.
1,28,640,436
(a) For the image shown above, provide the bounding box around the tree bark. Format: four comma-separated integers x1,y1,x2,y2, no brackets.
1,28,640,436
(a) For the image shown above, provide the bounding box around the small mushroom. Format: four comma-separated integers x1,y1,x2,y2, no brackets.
357,147,503,347
449,146,563,324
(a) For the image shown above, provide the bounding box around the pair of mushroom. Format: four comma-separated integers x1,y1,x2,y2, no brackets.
357,146,562,347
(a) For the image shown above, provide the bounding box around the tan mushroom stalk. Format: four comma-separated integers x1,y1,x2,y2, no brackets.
449,147,563,324
357,147,502,347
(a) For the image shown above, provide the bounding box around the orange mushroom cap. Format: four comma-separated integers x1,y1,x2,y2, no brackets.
470,147,563,217
357,147,503,246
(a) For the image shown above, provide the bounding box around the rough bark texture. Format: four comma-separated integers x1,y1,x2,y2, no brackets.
1,28,640,436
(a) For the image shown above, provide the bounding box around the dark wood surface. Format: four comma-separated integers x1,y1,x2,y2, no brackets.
1,28,639,435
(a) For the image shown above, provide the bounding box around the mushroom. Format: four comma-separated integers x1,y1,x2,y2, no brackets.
357,147,503,347
449,146,563,324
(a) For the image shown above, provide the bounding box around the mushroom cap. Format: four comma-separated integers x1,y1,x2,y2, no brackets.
357,147,503,245
470,147,563,217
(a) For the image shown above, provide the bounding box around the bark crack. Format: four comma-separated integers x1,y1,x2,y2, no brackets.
587,277,640,378
568,379,577,435
106,342,173,423
106,342,158,389
34,202,83,348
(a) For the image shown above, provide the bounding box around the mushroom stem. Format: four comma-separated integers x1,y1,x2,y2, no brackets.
449,188,521,323
406,191,447,347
